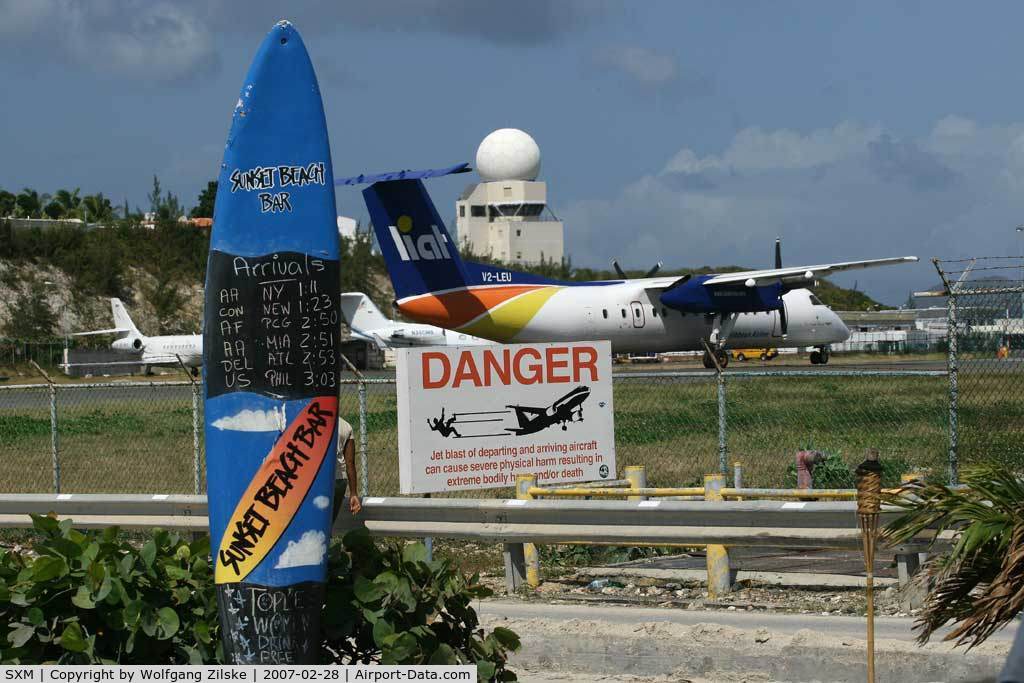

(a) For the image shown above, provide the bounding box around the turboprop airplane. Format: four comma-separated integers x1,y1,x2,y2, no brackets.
340,292,490,348
74,298,202,374
337,164,918,367
507,385,590,435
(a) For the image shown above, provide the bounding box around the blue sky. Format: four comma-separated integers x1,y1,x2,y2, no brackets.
3,1,1024,303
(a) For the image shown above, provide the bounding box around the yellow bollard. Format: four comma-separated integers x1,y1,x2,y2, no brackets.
704,473,732,597
625,465,648,502
516,475,541,588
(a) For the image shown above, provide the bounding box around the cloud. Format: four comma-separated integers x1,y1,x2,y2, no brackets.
0,0,218,83
560,117,1024,303
313,496,330,510
275,530,327,569
211,407,284,432
589,45,711,98
594,46,678,86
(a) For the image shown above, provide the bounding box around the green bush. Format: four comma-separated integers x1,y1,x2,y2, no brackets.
0,517,519,679
784,451,912,489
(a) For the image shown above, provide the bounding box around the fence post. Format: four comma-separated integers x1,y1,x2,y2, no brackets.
733,461,743,490
504,475,540,591
717,371,727,475
50,383,60,494
357,381,369,497
946,289,959,485
192,382,202,494
625,465,647,501
31,361,60,493
704,473,731,596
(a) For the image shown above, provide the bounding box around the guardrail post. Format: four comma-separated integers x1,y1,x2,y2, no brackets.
704,473,731,596
191,381,201,494
717,372,727,475
357,381,368,497
625,466,647,501
503,475,540,591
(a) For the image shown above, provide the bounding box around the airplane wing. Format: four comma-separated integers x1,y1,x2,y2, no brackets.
700,256,918,288
72,327,130,336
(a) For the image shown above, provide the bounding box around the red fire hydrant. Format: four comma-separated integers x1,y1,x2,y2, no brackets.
795,450,825,489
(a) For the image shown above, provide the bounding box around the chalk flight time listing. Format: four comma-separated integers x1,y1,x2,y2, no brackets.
0,667,476,682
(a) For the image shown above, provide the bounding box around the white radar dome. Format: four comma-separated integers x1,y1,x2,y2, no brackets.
476,128,541,182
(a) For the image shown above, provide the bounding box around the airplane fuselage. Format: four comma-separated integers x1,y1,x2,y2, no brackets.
112,334,203,367
398,281,849,355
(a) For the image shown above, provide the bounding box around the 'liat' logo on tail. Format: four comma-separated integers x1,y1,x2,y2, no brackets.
388,215,451,262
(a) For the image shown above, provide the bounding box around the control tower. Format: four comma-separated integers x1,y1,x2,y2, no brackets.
455,128,564,265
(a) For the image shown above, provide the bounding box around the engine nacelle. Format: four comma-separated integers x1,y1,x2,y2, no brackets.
113,336,145,352
660,276,784,315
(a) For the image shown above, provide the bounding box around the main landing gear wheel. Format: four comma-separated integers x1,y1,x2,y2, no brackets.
703,349,729,369
810,347,831,365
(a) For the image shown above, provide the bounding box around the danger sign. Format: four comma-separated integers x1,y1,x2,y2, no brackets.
395,341,616,494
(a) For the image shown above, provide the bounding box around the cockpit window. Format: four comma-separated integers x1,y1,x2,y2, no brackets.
808,294,824,306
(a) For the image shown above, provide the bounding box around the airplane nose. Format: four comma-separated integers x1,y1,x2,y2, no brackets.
833,315,850,342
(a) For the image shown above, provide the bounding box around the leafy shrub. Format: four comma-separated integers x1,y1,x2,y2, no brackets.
0,517,519,680
323,529,519,679
0,516,219,664
784,450,912,489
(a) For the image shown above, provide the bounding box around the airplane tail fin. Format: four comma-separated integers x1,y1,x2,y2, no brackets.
337,164,472,302
363,179,469,301
111,298,141,337
340,293,391,332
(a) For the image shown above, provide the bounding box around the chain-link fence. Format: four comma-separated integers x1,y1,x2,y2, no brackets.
0,369,952,495
937,257,1024,481
3,256,1020,495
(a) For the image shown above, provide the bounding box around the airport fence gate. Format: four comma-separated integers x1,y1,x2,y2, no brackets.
0,369,959,495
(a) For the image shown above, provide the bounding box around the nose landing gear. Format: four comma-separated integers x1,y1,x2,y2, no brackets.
810,345,831,365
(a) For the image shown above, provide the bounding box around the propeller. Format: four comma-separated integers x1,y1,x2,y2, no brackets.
774,238,788,335
612,259,663,279
663,273,692,292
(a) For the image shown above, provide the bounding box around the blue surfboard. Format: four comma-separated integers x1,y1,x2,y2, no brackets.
203,21,340,664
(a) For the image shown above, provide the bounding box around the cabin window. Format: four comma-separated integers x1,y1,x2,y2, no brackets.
470,205,486,217
602,309,608,319
652,307,658,318
516,229,521,237
621,308,626,318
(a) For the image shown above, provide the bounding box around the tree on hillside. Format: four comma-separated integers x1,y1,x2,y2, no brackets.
191,181,217,218
147,176,162,214
0,191,15,217
339,231,386,308
43,201,64,219
82,193,114,223
54,188,81,218
15,189,41,218
3,279,57,341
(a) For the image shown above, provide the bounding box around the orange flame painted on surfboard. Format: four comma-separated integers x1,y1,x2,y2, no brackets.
215,397,338,584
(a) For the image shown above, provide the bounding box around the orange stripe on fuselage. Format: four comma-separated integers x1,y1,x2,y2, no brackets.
397,286,543,328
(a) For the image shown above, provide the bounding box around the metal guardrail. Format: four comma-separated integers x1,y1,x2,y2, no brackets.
0,493,942,594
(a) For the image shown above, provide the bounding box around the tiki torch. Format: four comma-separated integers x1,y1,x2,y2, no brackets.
856,447,883,683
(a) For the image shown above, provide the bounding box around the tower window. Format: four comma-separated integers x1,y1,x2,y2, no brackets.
459,205,465,218
516,229,521,237
471,205,485,217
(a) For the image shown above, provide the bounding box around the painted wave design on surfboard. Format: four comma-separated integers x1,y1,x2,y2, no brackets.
203,21,339,664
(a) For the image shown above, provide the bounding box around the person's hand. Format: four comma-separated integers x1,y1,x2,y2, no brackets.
349,495,362,516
